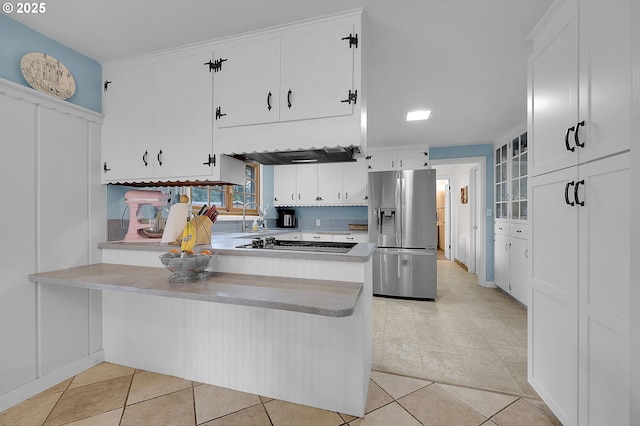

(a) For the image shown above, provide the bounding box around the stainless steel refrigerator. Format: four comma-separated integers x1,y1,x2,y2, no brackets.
368,169,437,299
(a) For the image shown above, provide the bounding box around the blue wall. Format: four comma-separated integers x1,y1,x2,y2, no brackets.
431,144,495,282
0,14,102,112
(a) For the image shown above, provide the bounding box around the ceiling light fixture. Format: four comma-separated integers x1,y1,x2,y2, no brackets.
406,110,432,121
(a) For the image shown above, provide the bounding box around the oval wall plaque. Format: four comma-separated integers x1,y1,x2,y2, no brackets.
20,52,76,100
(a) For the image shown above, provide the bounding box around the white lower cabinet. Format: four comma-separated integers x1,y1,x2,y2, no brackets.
508,232,528,306
494,223,528,306
529,152,630,425
493,227,510,293
276,232,366,243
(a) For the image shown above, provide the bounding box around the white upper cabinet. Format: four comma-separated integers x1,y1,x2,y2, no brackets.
340,158,368,204
214,39,281,128
102,51,245,184
273,159,367,207
153,53,216,179
273,165,297,206
528,0,630,177
212,11,362,155
279,23,355,122
102,64,155,181
214,21,356,130
366,147,429,172
317,163,343,204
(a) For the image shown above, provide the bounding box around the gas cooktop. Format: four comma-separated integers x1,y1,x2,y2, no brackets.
236,238,357,253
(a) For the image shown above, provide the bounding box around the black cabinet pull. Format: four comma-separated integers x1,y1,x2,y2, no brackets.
287,90,292,109
103,162,111,173
565,181,575,206
575,120,585,148
574,179,585,206
565,126,576,152
142,150,148,167
157,150,163,167
267,92,272,111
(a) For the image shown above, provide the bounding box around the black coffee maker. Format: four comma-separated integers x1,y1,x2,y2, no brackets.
277,209,297,228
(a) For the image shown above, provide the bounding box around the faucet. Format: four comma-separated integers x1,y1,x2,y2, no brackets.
242,202,263,232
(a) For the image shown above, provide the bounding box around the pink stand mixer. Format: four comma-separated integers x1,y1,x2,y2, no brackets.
123,190,169,242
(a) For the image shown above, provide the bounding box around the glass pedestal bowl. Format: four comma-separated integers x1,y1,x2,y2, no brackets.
159,250,217,282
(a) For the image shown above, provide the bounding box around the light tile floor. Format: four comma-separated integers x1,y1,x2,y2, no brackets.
0,362,561,425
373,259,535,398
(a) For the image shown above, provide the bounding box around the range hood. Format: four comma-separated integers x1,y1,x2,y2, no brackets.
232,146,361,166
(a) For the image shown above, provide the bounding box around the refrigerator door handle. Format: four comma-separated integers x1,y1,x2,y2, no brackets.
395,171,403,247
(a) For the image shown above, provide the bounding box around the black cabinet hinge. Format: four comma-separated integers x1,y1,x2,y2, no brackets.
340,89,358,105
341,33,358,49
103,81,112,92
215,106,226,120
205,57,227,72
103,162,111,173
203,154,216,167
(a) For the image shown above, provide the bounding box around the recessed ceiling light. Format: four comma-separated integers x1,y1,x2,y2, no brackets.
406,110,432,121
291,159,318,163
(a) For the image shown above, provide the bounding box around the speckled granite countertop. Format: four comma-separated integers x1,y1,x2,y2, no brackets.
29,263,362,317
98,230,375,263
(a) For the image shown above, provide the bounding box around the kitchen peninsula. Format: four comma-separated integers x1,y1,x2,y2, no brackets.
29,235,375,417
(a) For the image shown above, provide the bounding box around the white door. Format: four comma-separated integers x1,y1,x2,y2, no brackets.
508,236,528,306
398,149,429,170
468,167,478,274
444,181,451,260
317,163,343,204
493,232,510,293
102,64,154,181
280,23,355,121
529,3,579,177
577,153,630,426
214,39,281,128
295,165,319,205
577,0,631,164
154,52,214,179
529,166,579,426
273,165,297,206
342,159,368,205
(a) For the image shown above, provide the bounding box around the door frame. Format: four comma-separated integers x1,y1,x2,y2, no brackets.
436,177,453,260
432,157,487,285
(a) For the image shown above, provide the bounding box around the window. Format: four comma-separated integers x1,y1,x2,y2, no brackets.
191,163,260,215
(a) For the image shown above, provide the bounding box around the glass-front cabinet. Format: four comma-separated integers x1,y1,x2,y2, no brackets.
495,132,528,221
495,144,509,219
511,132,527,220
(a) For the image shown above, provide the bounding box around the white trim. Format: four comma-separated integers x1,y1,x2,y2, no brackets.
102,8,363,67
0,78,103,123
432,157,487,286
0,351,104,412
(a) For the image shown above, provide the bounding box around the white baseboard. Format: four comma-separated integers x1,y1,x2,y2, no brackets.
478,280,496,288
0,351,104,412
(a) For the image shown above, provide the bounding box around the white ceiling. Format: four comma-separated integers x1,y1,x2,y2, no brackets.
9,0,553,149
